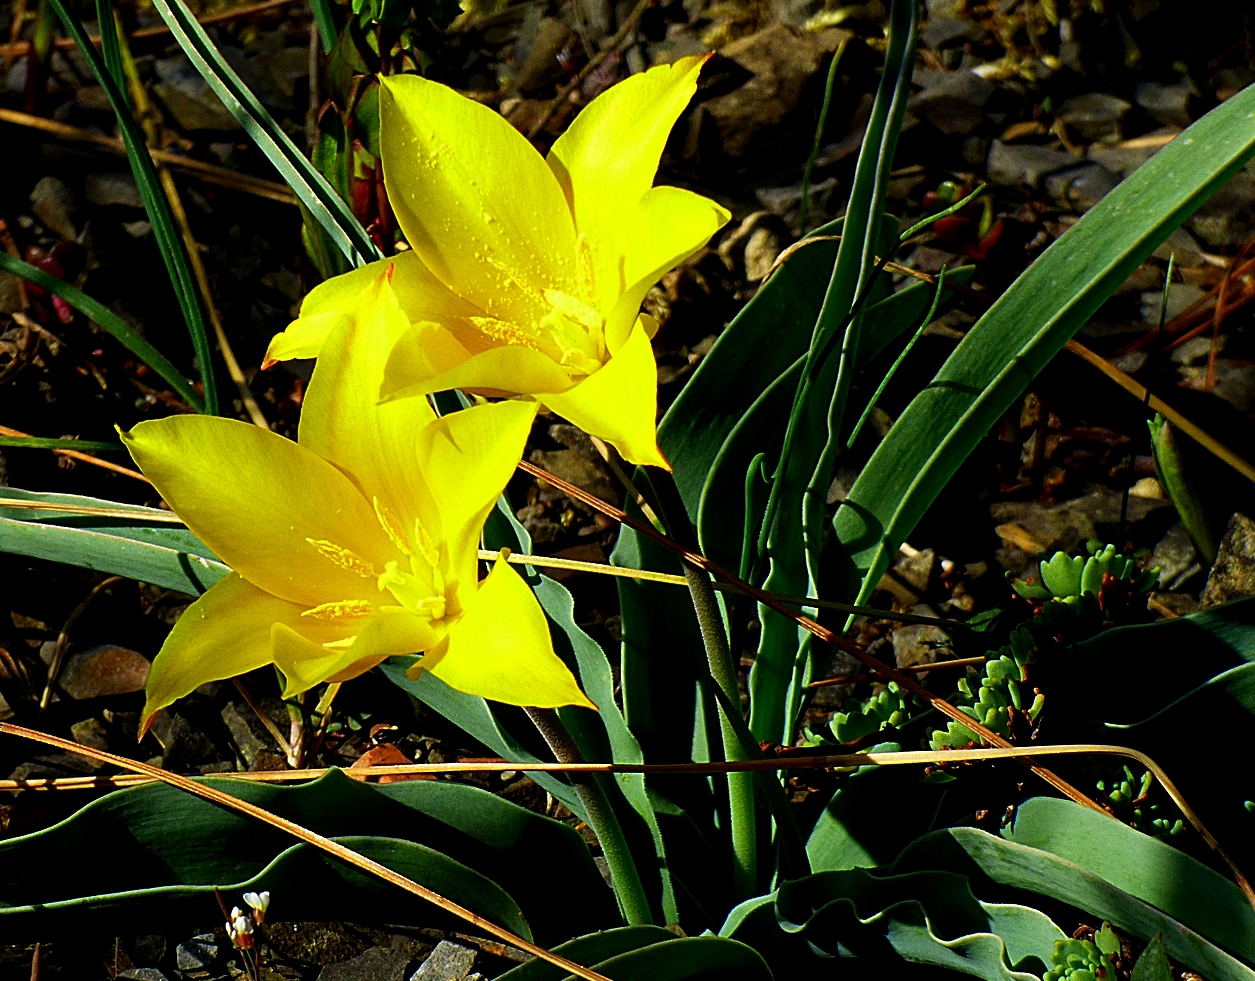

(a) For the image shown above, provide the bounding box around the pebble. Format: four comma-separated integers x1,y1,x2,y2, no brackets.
1134,78,1197,128
56,645,150,700
986,140,1077,190
176,934,219,972
29,176,78,240
317,946,416,981
1056,92,1131,143
1200,514,1255,608
1044,163,1118,212
410,941,477,981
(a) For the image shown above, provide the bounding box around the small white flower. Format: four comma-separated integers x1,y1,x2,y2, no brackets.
243,890,270,924
226,908,255,949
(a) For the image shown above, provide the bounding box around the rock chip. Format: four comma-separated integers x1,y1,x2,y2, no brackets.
1056,92,1131,143
986,140,1077,190
29,176,78,240
1134,78,1197,128
84,171,144,209
909,68,994,135
703,24,849,158
892,607,950,670
153,55,240,131
118,970,167,981
1044,163,1118,212
175,934,218,972
1186,171,1255,247
410,941,478,981
319,947,416,981
1152,522,1201,593
58,645,150,700
1200,513,1255,608
528,448,618,506
1087,127,1178,177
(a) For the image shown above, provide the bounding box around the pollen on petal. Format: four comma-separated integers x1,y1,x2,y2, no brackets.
470,316,541,350
306,539,377,577
373,498,412,556
301,599,375,621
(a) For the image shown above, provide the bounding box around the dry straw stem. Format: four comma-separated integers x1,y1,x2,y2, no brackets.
3,738,1247,909
0,722,614,981
0,0,305,56
518,460,1103,813
0,424,149,482
0,109,298,204
1064,339,1255,482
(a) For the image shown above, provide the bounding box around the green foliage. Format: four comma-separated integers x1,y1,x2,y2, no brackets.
1011,541,1158,604
831,681,913,742
1043,937,1115,981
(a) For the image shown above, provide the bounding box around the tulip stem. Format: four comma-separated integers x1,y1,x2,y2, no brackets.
525,707,654,926
645,468,758,900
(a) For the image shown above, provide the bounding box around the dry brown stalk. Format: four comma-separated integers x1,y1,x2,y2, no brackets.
0,0,304,57
0,423,149,482
0,722,615,981
519,458,1105,814
0,109,298,204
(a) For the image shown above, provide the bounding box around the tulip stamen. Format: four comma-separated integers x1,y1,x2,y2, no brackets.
301,599,375,621
305,539,377,577
373,498,413,556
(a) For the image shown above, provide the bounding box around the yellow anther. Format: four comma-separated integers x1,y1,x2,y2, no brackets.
470,316,540,350
416,595,447,620
414,523,443,573
373,497,412,556
301,599,374,621
306,539,376,577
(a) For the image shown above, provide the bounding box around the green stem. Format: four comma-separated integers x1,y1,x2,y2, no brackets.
526,707,654,925
800,40,846,234
646,468,759,899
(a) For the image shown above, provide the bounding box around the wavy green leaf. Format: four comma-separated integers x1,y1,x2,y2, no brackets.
0,769,611,944
495,927,679,981
834,82,1255,606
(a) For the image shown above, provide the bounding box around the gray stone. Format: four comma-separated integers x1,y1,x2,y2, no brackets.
1057,92,1131,143
1200,513,1255,608
221,701,268,767
84,171,143,209
1135,78,1197,128
1152,522,1201,592
1151,226,1205,268
892,605,951,670
154,55,240,131
894,548,936,593
1186,172,1255,247
119,970,167,981
1211,362,1255,414
744,224,788,281
1087,126,1178,177
133,936,167,965
29,176,78,240
986,140,1078,189
755,177,838,226
319,947,415,981
410,941,477,981
70,717,110,755
176,934,219,972
1169,334,1222,365
1044,163,1118,212
909,69,993,135
1141,283,1206,324
920,15,982,48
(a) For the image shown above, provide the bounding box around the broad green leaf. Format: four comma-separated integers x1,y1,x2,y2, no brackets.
1004,798,1255,964
806,750,948,873
46,0,216,413
0,769,611,944
1132,935,1172,981
146,0,381,267
0,254,203,411
547,937,771,981
495,927,679,981
892,825,1255,979
0,488,228,594
721,867,1062,979
835,82,1255,606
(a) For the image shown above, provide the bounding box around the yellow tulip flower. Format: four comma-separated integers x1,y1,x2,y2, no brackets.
122,268,593,732
265,55,730,468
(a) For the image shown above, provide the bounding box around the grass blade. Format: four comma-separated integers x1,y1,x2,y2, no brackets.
0,437,125,452
308,0,336,52
833,82,1255,608
46,0,217,413
147,0,381,267
0,252,203,410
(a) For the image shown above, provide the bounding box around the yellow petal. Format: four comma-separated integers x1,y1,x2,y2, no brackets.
379,74,578,325
299,269,439,537
141,573,349,732
383,336,576,402
602,186,731,354
541,318,667,468
272,607,440,697
263,251,479,367
548,56,726,317
414,399,538,584
416,558,594,709
121,416,397,607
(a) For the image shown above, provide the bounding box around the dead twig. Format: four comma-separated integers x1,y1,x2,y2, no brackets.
0,0,305,57
521,0,653,140
0,109,298,205
39,576,123,714
232,678,294,763
0,422,149,482
807,655,987,688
